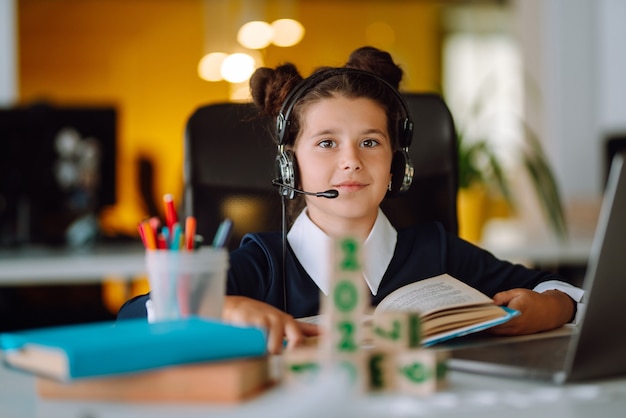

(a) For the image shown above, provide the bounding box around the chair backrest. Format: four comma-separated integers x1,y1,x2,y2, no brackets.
381,93,458,234
183,93,458,251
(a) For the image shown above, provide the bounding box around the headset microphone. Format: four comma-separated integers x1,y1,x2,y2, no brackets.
271,180,339,199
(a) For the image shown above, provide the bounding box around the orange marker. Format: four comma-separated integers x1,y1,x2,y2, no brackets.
185,216,197,251
148,216,161,238
141,220,157,250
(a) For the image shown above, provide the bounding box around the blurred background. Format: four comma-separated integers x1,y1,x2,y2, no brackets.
1,0,625,328
2,0,625,244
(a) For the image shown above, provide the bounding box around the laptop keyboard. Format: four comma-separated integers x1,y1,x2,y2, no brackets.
448,335,572,372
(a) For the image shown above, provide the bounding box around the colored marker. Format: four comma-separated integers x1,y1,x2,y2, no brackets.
137,222,147,247
161,225,170,249
163,194,178,232
193,234,204,250
141,220,157,250
156,235,166,249
212,218,233,248
170,222,182,251
185,216,197,251
148,216,161,238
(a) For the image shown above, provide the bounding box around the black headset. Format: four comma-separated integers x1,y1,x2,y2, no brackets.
274,67,415,199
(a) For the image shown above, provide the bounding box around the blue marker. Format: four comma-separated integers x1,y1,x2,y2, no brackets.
212,219,233,248
170,223,182,250
161,225,170,249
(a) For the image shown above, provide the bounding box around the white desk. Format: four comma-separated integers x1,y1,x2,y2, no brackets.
2,360,626,418
0,244,146,285
481,236,592,267
0,234,593,285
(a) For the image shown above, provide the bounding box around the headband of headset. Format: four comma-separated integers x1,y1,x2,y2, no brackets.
275,67,414,149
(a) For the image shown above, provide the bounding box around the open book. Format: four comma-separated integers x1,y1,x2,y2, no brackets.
374,273,519,346
298,274,519,347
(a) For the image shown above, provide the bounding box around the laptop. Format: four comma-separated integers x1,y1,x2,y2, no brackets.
445,152,626,384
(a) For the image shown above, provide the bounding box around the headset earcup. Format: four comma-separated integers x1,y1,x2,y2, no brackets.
398,117,414,149
387,149,414,197
275,149,299,199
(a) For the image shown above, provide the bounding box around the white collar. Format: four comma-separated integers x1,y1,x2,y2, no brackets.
287,208,397,296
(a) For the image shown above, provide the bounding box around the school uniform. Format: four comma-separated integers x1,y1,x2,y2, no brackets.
117,209,583,321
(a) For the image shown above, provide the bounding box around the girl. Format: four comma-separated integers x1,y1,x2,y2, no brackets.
120,47,583,354
222,47,582,353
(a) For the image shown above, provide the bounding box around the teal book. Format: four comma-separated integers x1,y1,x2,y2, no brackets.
420,306,520,347
0,317,267,381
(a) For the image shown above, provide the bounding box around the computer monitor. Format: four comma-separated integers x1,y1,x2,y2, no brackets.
0,103,117,246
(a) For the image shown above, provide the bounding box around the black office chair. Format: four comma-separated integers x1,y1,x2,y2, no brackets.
381,93,458,234
183,93,458,251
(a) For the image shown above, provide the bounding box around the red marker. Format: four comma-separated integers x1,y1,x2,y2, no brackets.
137,222,147,247
163,194,178,232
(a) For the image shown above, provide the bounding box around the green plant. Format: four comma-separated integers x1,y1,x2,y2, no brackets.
457,126,568,241
452,67,569,242
458,134,513,202
519,123,568,240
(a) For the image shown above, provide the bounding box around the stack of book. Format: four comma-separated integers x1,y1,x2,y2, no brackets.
0,317,270,403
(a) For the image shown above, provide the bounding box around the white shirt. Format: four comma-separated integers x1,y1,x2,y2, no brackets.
288,208,395,296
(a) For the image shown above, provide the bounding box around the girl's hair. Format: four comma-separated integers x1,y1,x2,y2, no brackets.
250,46,405,149
249,46,405,219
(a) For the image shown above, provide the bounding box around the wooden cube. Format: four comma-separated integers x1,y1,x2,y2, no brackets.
320,237,369,356
365,349,396,392
372,311,421,349
329,351,368,392
282,346,321,385
394,349,448,395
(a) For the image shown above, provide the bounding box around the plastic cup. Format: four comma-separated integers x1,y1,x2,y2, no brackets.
145,247,228,322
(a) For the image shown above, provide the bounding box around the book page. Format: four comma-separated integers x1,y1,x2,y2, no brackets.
423,303,503,322
421,308,517,346
5,344,68,381
296,315,322,325
422,305,506,336
374,273,494,316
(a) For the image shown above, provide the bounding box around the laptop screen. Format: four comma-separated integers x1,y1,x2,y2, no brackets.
566,152,626,381
447,152,626,383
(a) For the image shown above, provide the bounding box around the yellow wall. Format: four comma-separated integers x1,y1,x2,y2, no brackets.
18,0,441,236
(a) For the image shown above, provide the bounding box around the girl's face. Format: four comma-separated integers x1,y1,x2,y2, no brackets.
293,95,393,235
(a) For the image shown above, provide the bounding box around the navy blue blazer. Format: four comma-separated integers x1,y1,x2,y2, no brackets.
117,222,558,320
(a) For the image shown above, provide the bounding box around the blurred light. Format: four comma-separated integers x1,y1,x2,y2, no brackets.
238,21,274,49
198,52,228,81
221,53,256,83
271,19,305,47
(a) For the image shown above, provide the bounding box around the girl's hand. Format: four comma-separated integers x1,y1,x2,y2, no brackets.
490,288,576,335
222,296,319,354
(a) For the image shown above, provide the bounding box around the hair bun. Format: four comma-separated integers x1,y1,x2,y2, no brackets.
250,64,303,117
345,46,403,89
